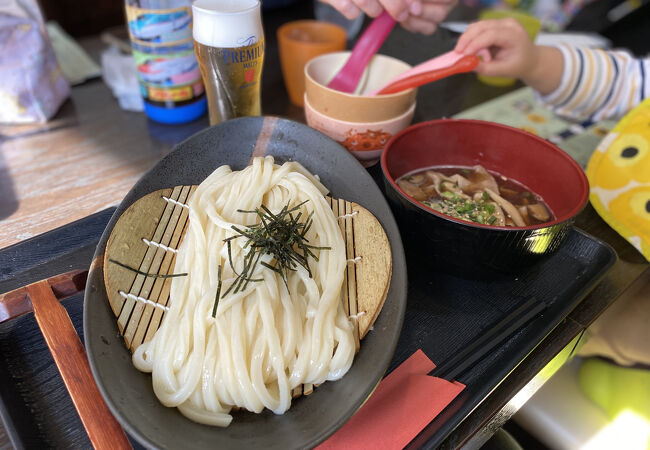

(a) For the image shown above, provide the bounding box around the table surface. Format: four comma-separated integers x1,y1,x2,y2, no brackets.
0,2,648,449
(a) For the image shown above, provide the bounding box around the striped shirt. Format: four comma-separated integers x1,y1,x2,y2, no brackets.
537,44,650,122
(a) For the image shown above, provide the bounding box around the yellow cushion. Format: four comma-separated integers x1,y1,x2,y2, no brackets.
586,99,650,261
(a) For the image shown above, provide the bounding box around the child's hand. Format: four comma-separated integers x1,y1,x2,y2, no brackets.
454,18,563,95
454,18,537,79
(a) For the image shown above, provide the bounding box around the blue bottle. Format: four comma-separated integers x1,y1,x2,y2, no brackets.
125,0,207,124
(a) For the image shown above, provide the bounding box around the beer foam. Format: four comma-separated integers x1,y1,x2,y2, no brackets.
192,0,263,48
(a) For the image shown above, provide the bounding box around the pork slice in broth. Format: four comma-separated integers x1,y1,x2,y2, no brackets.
527,203,551,222
464,165,499,195
397,179,428,201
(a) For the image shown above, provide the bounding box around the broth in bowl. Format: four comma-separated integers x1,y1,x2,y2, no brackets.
396,165,554,227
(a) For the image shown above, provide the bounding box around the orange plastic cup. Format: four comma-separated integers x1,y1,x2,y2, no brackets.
277,20,347,107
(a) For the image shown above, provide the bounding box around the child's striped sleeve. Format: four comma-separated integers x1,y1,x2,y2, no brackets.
537,44,649,122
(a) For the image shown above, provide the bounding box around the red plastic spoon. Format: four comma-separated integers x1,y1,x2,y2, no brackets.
327,11,396,93
370,53,480,96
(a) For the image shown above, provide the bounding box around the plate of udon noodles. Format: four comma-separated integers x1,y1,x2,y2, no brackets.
84,117,407,449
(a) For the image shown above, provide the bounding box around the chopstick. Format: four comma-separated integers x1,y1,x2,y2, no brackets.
429,297,547,381
26,280,131,450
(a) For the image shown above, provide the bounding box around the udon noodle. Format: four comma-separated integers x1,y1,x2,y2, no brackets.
132,157,355,427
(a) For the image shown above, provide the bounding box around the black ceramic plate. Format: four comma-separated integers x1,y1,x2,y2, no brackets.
83,116,408,450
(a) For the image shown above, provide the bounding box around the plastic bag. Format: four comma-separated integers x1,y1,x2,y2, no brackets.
0,0,70,123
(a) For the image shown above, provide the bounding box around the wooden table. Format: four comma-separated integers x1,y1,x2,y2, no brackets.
0,3,648,449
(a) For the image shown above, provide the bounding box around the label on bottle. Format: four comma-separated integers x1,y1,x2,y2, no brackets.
125,5,193,48
125,4,204,108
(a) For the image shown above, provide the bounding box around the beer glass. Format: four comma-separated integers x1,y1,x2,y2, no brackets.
192,0,265,125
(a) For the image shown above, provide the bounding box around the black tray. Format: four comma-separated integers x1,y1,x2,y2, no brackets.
0,206,616,449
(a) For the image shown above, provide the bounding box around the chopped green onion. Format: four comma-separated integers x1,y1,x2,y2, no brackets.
109,259,187,279
212,265,222,318
220,200,329,310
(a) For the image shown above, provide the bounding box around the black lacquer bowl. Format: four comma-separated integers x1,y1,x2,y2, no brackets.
84,117,407,449
381,119,589,275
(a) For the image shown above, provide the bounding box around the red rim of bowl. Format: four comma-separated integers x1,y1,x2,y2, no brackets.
380,119,590,231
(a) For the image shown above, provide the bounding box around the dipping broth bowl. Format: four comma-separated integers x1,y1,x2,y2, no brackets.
381,119,590,274
304,51,416,166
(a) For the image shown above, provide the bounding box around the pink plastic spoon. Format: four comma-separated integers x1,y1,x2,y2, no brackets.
368,51,480,96
327,11,396,93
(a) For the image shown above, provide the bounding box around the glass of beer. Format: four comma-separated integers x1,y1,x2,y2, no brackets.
192,0,265,125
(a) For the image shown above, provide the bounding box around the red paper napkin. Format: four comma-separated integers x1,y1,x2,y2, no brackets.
317,350,465,450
